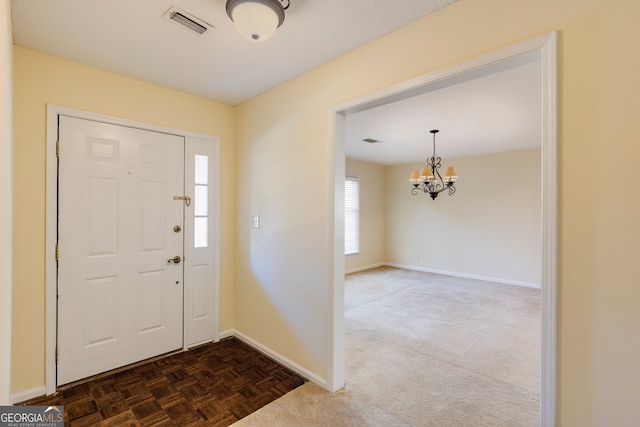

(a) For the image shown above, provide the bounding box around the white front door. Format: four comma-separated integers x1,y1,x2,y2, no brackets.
57,116,185,385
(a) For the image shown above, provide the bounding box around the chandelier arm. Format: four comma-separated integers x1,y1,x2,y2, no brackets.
427,156,442,169
434,168,444,186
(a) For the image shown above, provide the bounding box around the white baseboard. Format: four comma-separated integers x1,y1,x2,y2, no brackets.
385,263,541,289
345,262,385,275
12,385,46,404
230,329,327,389
219,329,234,339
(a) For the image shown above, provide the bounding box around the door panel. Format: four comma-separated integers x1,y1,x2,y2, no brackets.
57,116,185,385
185,138,218,346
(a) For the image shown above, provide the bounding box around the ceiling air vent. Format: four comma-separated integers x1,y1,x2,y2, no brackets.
163,7,213,36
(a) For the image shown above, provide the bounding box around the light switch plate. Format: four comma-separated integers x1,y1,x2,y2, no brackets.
251,215,260,229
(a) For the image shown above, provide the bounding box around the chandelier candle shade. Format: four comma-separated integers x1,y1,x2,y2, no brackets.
226,0,289,41
409,130,458,200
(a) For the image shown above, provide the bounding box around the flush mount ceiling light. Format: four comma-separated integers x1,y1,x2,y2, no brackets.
226,0,289,41
409,130,458,200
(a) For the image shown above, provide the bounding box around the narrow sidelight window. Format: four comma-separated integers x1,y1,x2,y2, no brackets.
194,154,208,248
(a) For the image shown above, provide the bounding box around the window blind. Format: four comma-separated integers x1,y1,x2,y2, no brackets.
345,176,360,255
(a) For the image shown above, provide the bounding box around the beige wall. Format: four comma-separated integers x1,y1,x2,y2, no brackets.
347,149,541,285
345,158,385,272
233,88,330,377
234,0,640,424
11,46,236,394
387,149,541,285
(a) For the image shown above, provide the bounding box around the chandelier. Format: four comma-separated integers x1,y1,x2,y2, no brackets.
226,0,289,41
409,130,458,200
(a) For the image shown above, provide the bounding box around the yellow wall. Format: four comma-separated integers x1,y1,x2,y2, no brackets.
234,0,640,424
11,46,236,394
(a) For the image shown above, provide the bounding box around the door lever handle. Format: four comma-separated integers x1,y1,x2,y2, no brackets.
168,255,181,264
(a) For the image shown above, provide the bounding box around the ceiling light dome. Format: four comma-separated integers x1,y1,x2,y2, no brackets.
226,0,287,42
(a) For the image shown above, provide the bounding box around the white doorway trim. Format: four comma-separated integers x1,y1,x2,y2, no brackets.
0,0,13,405
328,32,557,426
45,105,221,394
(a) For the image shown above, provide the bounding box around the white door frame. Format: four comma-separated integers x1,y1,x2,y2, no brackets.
45,105,221,394
0,0,13,405
328,32,557,426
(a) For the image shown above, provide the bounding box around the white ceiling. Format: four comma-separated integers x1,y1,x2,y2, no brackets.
11,0,542,163
11,0,456,105
345,54,543,165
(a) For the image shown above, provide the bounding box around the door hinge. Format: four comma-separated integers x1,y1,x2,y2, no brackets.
55,346,59,364
55,244,59,261
56,140,60,157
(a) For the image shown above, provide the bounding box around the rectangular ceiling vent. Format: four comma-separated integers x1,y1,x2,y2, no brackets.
163,6,213,36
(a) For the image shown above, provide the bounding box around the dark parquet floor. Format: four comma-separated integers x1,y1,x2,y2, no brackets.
21,337,306,426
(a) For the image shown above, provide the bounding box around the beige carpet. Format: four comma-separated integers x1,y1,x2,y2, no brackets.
232,266,540,426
